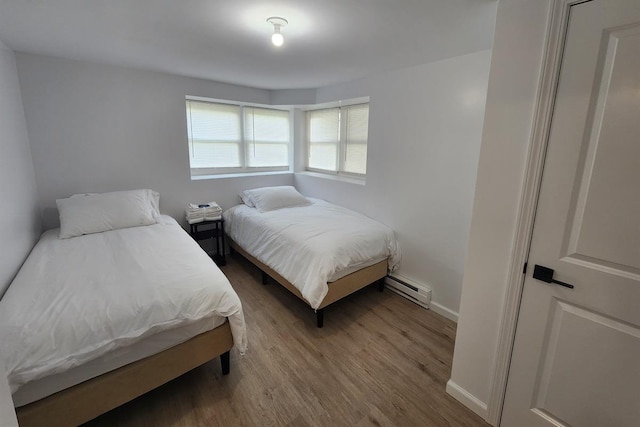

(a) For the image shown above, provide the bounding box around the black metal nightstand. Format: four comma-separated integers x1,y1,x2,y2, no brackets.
189,219,226,266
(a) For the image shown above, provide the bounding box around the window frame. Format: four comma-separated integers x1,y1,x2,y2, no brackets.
186,96,293,178
304,100,370,178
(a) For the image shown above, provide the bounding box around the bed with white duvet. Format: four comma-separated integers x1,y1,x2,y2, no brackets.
0,189,247,426
224,186,400,327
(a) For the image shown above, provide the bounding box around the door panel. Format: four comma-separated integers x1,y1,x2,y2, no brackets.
568,25,640,272
534,301,640,426
501,1,640,425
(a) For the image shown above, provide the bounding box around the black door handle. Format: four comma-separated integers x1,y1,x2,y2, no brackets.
532,265,574,289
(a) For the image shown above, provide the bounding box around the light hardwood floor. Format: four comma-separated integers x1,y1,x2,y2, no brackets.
84,255,488,427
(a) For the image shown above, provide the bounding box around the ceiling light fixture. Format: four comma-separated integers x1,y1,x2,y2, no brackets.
267,17,288,47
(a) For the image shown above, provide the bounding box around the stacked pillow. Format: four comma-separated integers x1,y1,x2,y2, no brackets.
239,186,311,213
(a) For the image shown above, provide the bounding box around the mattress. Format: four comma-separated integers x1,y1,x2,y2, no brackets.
223,199,400,309
12,316,225,407
0,215,247,403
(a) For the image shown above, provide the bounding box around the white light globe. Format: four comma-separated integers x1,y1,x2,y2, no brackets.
271,33,284,47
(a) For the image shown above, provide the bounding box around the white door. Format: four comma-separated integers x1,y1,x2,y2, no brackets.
501,0,640,426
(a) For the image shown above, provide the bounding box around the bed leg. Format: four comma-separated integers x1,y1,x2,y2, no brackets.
220,351,230,375
316,309,324,328
261,271,268,285
378,278,385,292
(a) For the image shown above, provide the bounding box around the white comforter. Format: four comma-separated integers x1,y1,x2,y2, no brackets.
223,199,400,309
0,216,247,394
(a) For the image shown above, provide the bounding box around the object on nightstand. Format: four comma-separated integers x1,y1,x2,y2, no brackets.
186,201,222,224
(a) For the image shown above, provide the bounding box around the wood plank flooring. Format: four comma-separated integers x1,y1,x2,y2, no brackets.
84,255,488,427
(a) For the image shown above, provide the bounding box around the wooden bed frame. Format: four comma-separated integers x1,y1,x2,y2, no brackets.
15,321,234,427
228,238,387,327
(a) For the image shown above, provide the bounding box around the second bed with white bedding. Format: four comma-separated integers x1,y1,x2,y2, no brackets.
224,198,400,310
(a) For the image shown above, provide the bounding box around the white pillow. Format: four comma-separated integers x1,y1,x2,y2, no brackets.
243,186,311,213
150,190,160,217
57,189,160,239
70,190,160,218
238,190,255,207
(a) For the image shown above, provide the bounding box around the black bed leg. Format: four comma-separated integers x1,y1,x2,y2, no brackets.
378,278,385,292
220,351,230,375
261,271,269,285
316,309,324,328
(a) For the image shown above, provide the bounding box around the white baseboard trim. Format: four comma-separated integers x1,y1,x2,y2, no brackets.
446,380,489,422
430,301,459,323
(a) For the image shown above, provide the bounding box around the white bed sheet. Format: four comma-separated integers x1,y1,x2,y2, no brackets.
223,199,400,309
0,215,247,397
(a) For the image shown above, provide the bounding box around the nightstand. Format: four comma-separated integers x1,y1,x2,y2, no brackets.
189,219,226,266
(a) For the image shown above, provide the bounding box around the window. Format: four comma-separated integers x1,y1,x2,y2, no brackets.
186,99,290,177
306,103,369,176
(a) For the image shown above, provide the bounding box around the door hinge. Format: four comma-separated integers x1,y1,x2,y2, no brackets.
523,262,528,274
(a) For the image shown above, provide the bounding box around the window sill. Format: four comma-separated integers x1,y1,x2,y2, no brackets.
191,170,292,180
295,171,366,186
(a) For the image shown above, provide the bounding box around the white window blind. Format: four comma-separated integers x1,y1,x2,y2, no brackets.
343,104,369,175
306,103,369,176
187,101,241,169
307,108,340,171
243,107,290,168
186,99,290,176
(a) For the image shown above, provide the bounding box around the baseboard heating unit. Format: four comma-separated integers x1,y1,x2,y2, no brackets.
384,274,431,309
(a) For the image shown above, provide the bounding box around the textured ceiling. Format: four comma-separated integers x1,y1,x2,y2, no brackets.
0,0,497,90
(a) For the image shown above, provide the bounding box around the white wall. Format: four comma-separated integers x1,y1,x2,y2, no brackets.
15,54,294,230
0,43,40,297
448,0,553,422
295,50,492,317
269,88,316,106
0,39,35,425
